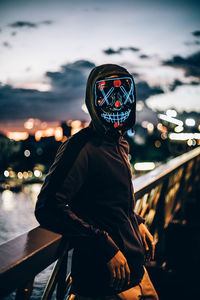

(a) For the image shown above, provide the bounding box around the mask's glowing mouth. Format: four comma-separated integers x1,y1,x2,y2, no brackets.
101,109,131,125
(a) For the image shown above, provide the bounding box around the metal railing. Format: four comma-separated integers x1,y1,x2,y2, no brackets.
0,147,200,300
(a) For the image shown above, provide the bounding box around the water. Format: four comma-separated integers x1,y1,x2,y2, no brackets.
0,184,39,244
0,184,72,300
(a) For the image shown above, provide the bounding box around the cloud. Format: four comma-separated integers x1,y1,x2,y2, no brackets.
136,81,164,101
103,48,120,55
41,20,54,25
46,60,95,92
146,85,200,113
8,20,53,29
192,30,200,37
3,41,12,48
183,30,200,46
190,81,200,86
0,59,165,123
163,51,200,79
185,40,200,46
140,54,149,59
120,47,140,52
9,21,38,28
168,79,183,91
168,79,199,92
0,60,95,122
103,46,140,55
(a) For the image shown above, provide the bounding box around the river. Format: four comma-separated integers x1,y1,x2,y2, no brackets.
0,184,72,300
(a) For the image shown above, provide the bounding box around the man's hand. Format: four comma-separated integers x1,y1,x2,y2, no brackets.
107,250,130,291
139,223,157,261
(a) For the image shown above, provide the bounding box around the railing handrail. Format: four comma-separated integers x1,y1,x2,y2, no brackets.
134,147,200,199
0,146,200,298
0,227,65,298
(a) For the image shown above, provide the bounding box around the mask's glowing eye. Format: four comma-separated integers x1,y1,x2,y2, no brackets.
98,81,106,90
113,79,121,87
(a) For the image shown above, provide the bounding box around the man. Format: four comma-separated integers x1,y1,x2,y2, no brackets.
35,64,159,299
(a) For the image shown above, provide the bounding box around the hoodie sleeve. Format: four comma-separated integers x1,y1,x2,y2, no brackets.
35,140,119,263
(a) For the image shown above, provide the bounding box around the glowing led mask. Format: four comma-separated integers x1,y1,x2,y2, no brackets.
94,77,135,129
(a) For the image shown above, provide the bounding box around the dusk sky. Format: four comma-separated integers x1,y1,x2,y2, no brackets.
0,0,200,133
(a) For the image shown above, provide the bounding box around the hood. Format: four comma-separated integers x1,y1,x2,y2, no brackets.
85,64,136,137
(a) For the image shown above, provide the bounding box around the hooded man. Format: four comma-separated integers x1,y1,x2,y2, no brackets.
35,64,159,299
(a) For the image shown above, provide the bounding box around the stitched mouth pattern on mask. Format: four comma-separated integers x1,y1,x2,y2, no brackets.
101,109,131,124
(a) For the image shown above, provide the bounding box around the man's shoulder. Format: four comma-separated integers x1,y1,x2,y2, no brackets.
47,127,93,176
59,126,93,153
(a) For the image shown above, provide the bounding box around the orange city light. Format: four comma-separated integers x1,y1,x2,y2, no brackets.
71,120,83,135
7,132,29,141
35,127,63,141
54,127,63,141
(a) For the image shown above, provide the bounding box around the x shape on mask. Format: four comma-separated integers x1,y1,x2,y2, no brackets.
120,84,133,104
99,86,114,106
97,77,133,107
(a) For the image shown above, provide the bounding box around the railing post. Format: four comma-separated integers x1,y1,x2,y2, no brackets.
56,249,69,300
155,177,169,266
183,156,200,223
41,241,69,300
173,163,188,222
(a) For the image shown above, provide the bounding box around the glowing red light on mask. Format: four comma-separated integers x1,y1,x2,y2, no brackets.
97,99,102,105
114,122,123,128
113,79,121,87
98,81,106,90
114,100,121,108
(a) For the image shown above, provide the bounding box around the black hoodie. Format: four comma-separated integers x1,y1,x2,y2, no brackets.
35,64,145,297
